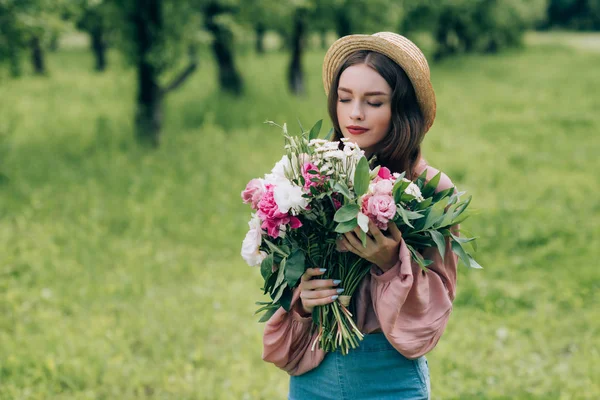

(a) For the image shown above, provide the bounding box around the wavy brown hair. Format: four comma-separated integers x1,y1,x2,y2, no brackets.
327,50,427,180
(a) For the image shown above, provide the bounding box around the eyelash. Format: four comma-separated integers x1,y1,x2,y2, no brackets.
339,99,383,107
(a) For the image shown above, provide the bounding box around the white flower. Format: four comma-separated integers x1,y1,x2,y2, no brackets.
405,181,424,202
241,214,267,267
323,150,345,160
273,179,309,214
265,155,291,184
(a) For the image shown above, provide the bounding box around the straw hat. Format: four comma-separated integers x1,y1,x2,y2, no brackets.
323,32,436,133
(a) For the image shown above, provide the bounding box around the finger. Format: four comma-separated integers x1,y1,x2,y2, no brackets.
388,221,403,241
304,279,341,290
339,236,360,256
302,287,344,299
368,220,386,244
303,295,339,308
301,267,326,281
353,227,375,250
348,228,375,249
343,232,364,253
336,237,349,252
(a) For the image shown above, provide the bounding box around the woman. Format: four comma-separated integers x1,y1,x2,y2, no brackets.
262,32,459,400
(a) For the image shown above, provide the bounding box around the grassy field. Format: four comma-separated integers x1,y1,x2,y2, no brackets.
1,34,599,399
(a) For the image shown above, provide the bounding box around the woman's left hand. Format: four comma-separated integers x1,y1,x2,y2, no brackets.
338,220,403,272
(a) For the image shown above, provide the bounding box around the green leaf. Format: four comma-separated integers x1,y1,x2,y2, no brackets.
450,211,472,226
467,254,484,269
414,197,433,210
422,171,441,198
333,181,353,200
280,288,294,311
309,119,323,140
334,204,360,223
450,232,476,245
260,254,274,280
264,239,290,257
335,219,358,233
396,206,414,228
415,169,428,189
271,281,288,303
429,230,446,262
258,307,278,323
393,179,411,203
433,187,455,203
451,240,471,268
274,258,286,287
406,244,433,271
297,118,305,135
353,157,370,196
422,200,446,230
359,230,367,248
285,249,305,287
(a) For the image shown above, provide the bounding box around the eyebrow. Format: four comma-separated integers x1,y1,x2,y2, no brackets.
338,87,389,96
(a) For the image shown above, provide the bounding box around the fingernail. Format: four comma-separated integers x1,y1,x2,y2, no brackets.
333,279,342,285
319,268,327,272
331,295,339,300
336,288,344,294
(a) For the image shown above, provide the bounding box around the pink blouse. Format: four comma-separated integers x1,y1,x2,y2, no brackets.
261,162,459,376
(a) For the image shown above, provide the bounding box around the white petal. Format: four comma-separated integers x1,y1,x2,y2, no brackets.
357,212,370,232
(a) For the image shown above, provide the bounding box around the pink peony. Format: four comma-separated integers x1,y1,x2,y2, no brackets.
377,166,392,180
242,179,265,210
257,184,303,238
372,179,393,195
361,193,396,230
302,162,327,191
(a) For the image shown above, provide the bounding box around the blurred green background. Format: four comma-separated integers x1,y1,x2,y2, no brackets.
1,0,599,399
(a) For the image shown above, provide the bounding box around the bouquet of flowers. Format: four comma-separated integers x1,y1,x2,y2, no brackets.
241,120,481,355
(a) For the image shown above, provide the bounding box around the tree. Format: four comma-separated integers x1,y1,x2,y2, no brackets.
401,0,547,61
202,0,243,94
75,0,117,72
0,0,71,76
112,0,200,145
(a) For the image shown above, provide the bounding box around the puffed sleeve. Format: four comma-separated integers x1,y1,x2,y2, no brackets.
369,170,459,359
261,286,326,376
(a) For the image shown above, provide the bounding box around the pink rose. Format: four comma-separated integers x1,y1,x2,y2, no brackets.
302,162,327,191
242,179,265,210
257,184,303,238
361,193,396,230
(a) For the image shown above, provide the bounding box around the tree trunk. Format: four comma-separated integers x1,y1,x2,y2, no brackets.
133,0,163,146
30,36,45,75
91,24,107,72
288,9,306,96
255,22,265,54
204,2,243,94
335,11,352,38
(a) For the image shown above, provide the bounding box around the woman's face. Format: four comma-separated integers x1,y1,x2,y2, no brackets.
336,64,392,156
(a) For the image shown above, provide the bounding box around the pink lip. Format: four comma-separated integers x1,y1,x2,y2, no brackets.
347,126,369,135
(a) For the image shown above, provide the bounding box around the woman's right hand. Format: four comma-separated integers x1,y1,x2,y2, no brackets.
298,268,344,315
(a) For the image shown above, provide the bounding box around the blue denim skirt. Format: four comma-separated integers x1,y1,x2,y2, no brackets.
288,333,430,400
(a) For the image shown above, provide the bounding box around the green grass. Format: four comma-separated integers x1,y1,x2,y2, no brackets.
1,36,599,399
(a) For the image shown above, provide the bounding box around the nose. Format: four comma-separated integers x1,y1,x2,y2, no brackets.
350,101,364,121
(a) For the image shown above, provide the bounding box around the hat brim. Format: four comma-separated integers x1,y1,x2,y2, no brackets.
323,34,436,133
